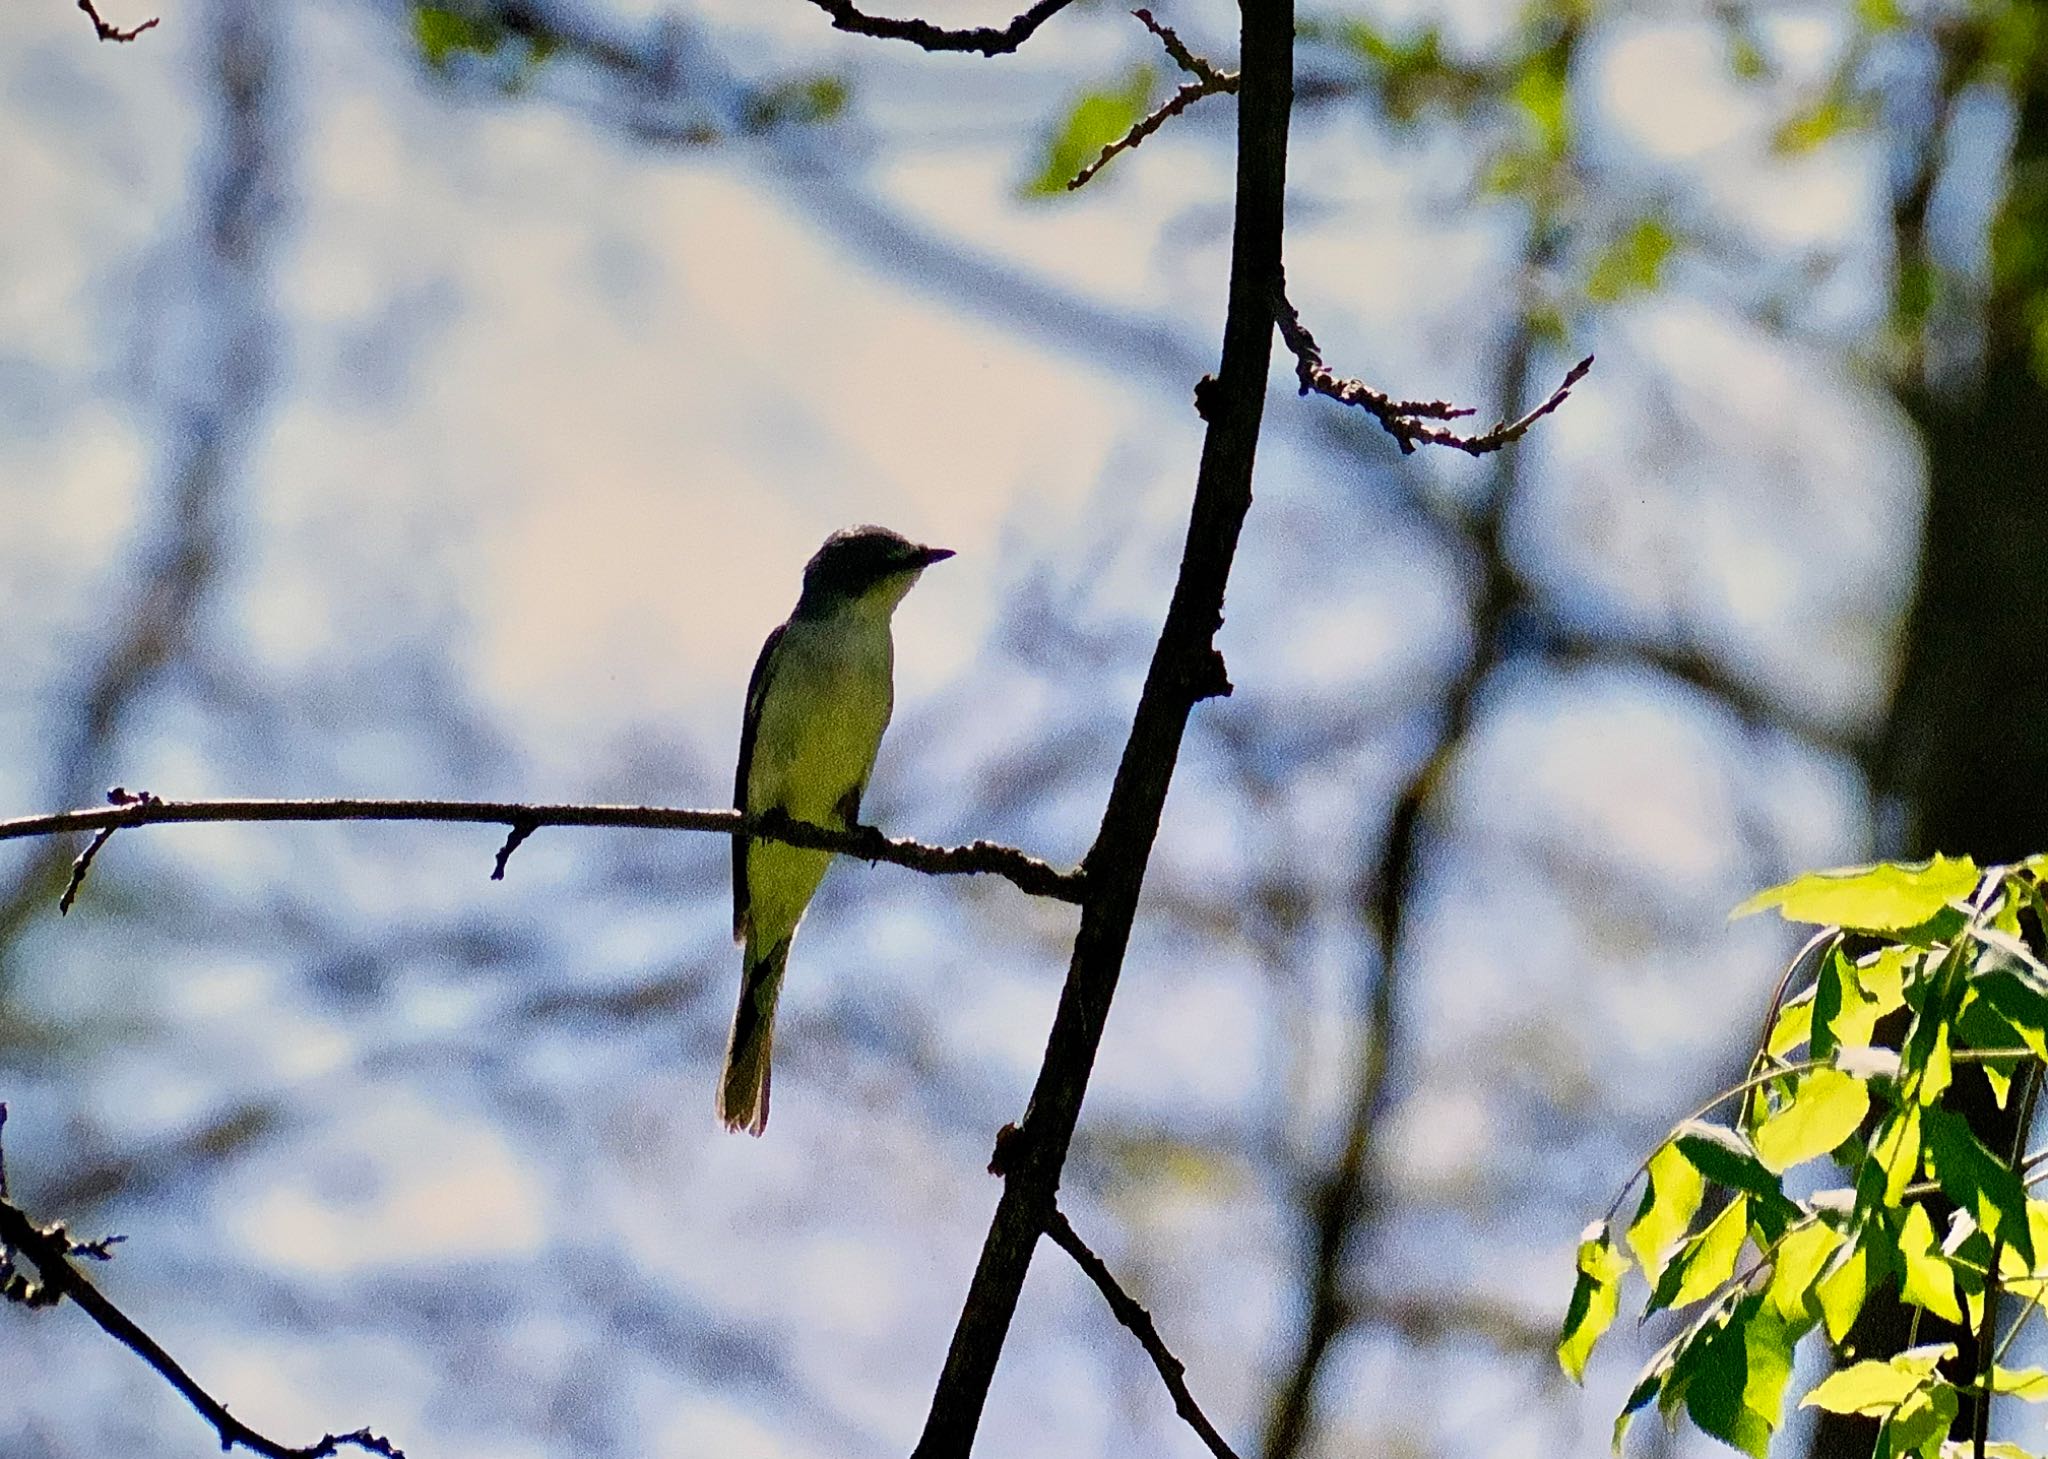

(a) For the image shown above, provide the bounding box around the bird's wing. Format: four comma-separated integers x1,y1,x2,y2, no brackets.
733,622,785,942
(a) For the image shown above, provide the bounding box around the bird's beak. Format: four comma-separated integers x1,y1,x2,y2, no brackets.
917,545,956,566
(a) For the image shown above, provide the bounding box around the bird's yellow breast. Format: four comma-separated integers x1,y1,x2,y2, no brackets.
745,611,896,825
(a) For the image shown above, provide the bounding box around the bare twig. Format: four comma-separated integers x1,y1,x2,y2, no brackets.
0,1107,401,1458
1044,1206,1241,1459
57,787,157,915
78,0,159,41
0,797,1086,904
1272,283,1592,456
1069,11,1237,189
490,817,538,881
1133,8,1224,84
800,0,1076,54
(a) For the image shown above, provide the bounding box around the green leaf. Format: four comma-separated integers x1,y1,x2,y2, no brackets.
1896,1203,1963,1324
413,4,502,66
1874,1104,1922,1206
1587,217,1676,303
1923,1108,2034,1266
1754,1068,1870,1173
1858,947,1913,1012
1801,1346,1955,1414
1887,1381,1959,1459
1815,1237,1876,1343
1767,1221,1844,1320
1767,991,1816,1057
1028,67,1155,195
1629,1142,1707,1281
1685,1295,1794,1459
741,74,851,133
1973,967,2048,1059
1559,1223,1630,1382
1614,1337,1680,1453
1676,1122,1785,1203
1653,1195,1750,1313
1993,1366,2048,1400
1734,856,1980,932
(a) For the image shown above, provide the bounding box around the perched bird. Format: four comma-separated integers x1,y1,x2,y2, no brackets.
721,525,954,1134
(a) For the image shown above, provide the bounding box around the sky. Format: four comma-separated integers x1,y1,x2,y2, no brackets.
0,1,1928,1457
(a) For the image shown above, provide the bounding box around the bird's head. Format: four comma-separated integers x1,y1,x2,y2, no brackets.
798,525,954,615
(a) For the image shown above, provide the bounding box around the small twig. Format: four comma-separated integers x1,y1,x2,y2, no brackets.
1069,10,1238,190
1132,9,1223,83
802,0,1076,55
1044,1205,1241,1459
57,787,156,915
490,818,538,881
78,0,158,41
0,1109,401,1458
0,796,1086,904
1272,283,1592,456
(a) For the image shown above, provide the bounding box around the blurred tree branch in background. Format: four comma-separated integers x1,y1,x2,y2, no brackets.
77,0,158,43
0,1107,400,1459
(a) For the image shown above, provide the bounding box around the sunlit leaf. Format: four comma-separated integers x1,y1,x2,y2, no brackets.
1896,1203,1963,1324
1767,1221,1843,1321
1630,1142,1707,1281
1875,1104,1922,1206
1801,1346,1954,1414
1559,1223,1630,1382
1653,1195,1749,1313
1993,1366,2048,1400
1768,991,1816,1057
1734,856,1980,932
1754,1068,1869,1174
1816,1237,1876,1343
1887,1381,1959,1459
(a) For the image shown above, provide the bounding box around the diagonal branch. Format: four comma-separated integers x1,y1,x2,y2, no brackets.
1043,1206,1240,1459
0,795,1085,904
799,0,1076,55
1273,282,1592,456
1068,10,1238,191
0,1106,400,1459
908,0,1296,1452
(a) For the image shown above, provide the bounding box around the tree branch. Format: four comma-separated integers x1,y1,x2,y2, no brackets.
78,0,159,41
0,1106,400,1459
908,0,1295,1452
0,796,1084,904
1068,10,1238,191
1043,1206,1240,1459
1273,282,1592,456
798,0,1077,55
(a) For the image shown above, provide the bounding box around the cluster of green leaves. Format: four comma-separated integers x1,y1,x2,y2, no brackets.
1559,854,2048,1459
411,4,558,75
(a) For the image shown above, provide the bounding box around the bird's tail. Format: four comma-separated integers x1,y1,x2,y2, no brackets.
717,937,788,1136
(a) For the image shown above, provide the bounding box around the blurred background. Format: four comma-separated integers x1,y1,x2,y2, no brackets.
2,0,2041,1456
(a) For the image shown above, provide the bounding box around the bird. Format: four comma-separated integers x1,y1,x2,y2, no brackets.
720,525,954,1135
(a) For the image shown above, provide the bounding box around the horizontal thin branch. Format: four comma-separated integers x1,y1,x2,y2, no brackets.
1044,1206,1241,1459
1273,282,1592,456
0,1106,399,1458
800,0,1076,54
0,796,1085,904
78,0,158,41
